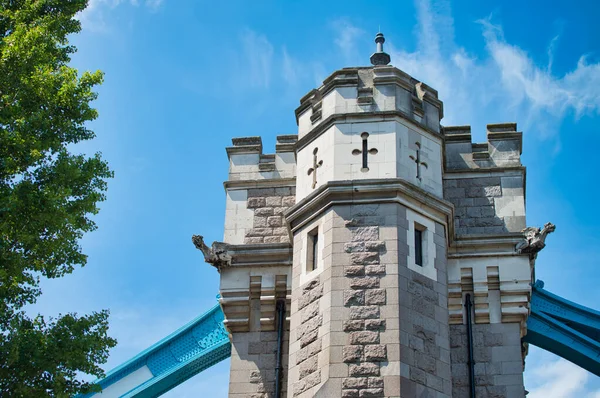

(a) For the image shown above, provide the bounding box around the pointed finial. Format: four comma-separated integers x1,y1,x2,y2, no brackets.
370,32,391,66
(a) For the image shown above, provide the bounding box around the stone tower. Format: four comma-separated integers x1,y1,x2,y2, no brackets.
205,33,530,398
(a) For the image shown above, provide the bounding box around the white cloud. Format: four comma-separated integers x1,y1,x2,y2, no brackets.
78,0,164,32
332,19,366,66
282,46,298,86
239,29,274,89
379,0,600,139
526,352,600,398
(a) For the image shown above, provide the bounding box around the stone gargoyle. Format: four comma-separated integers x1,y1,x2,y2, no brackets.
515,222,556,259
192,235,231,270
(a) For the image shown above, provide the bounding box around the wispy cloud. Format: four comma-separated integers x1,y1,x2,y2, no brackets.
239,29,274,89
78,0,165,32
380,0,600,139
332,19,366,66
526,353,600,398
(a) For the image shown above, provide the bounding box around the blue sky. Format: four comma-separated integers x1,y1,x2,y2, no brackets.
28,0,600,396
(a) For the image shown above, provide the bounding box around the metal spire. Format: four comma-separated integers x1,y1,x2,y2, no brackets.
370,32,391,66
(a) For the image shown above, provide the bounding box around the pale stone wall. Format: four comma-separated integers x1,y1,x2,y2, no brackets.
444,174,525,235
295,119,444,202
450,323,525,397
228,330,289,398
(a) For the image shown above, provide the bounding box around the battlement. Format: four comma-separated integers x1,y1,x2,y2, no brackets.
295,66,444,139
443,123,523,171
225,135,297,182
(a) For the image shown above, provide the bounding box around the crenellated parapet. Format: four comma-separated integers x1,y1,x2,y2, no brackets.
443,123,522,171
223,135,298,246
226,135,297,181
443,123,526,237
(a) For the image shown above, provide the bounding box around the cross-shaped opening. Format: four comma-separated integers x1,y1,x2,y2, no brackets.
352,132,378,172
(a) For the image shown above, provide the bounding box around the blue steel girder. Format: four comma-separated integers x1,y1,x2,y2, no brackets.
524,280,600,376
79,303,231,398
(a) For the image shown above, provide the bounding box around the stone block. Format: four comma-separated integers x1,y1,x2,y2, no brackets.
345,266,365,276
299,355,318,379
345,242,366,253
343,320,364,332
484,185,502,197
467,207,481,218
272,227,288,235
254,216,268,228
415,352,436,373
248,342,263,355
247,197,266,208
301,301,320,323
247,188,275,197
267,216,282,227
350,331,380,345
272,207,287,215
298,315,322,338
344,290,365,307
466,187,483,197
350,306,380,320
359,388,384,397
282,196,295,207
343,345,363,363
246,228,272,237
365,289,386,305
364,344,387,361
350,277,380,289
342,377,368,389
409,367,426,384
298,285,323,309
342,389,359,398
445,187,465,199
300,330,319,348
244,237,264,244
365,265,386,275
303,278,320,293
350,226,379,241
263,236,281,244
349,363,380,376
304,370,321,388
265,196,282,207
254,207,273,216
365,319,386,331
351,252,380,265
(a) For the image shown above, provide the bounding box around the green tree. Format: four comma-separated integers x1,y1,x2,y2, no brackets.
0,0,116,395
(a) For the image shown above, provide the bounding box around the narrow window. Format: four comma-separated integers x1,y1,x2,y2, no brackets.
307,228,319,272
415,227,424,266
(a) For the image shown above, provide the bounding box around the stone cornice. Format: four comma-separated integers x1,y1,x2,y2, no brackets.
285,178,455,240
443,166,526,176
223,177,296,191
295,110,443,152
226,243,293,268
448,233,526,258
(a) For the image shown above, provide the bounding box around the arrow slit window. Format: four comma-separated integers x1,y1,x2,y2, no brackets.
414,223,426,267
307,227,319,272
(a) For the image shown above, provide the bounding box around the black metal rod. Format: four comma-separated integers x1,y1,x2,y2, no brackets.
465,294,476,398
274,299,286,398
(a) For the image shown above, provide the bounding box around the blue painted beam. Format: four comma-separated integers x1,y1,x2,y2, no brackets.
525,281,600,376
79,303,231,397
531,280,600,337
